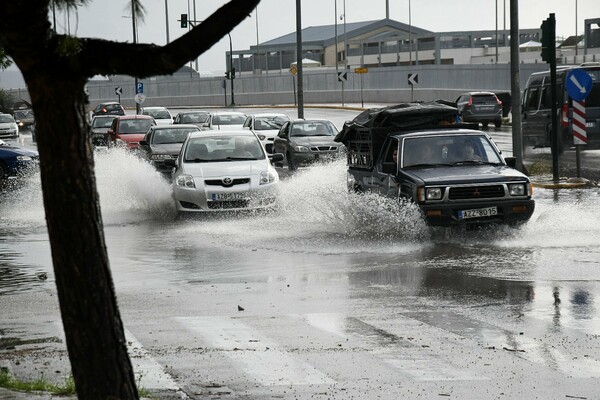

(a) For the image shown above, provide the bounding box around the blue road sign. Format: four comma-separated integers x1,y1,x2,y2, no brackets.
566,69,593,101
136,82,144,94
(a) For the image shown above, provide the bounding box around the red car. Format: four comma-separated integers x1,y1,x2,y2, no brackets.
107,115,156,150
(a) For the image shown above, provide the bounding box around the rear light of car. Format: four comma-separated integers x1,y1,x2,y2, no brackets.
561,103,569,127
496,96,502,106
466,97,473,107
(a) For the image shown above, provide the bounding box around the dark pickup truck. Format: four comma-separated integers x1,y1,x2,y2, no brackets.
334,102,535,227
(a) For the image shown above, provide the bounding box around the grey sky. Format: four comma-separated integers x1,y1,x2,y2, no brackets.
52,0,598,73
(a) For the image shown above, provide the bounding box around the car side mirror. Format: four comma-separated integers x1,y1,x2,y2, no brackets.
269,153,284,163
139,140,148,146
504,157,516,168
382,161,397,174
278,131,287,138
164,159,177,168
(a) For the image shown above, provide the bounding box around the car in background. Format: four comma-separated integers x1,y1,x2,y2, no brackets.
107,115,156,150
455,92,503,128
139,124,201,176
0,113,19,139
13,109,35,131
243,113,291,154
173,110,212,129
272,119,343,170
207,111,247,130
0,139,39,181
141,106,174,125
90,115,117,147
166,130,283,212
92,102,125,117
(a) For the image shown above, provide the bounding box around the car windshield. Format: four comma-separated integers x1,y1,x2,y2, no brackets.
144,109,171,119
0,115,15,123
181,113,210,124
184,136,265,162
151,128,197,144
212,114,246,125
290,121,335,137
472,95,497,104
92,117,115,128
254,116,289,130
402,134,503,167
119,119,154,134
14,110,33,119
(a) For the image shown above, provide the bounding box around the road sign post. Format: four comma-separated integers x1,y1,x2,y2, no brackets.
566,68,593,178
354,68,368,108
338,72,347,107
408,73,419,102
115,86,122,103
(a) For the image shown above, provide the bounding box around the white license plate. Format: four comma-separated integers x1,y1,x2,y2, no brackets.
458,206,498,220
586,122,595,128
212,192,246,201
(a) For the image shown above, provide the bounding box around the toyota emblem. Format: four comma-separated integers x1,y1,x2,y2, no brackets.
222,177,233,185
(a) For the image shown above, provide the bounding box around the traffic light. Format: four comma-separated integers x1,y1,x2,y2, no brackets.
540,14,555,64
225,71,230,80
230,68,236,80
180,13,188,28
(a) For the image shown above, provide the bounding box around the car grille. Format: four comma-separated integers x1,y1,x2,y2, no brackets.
311,146,338,152
204,178,250,187
448,185,505,200
207,200,250,209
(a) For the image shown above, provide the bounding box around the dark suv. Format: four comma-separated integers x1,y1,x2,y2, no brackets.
92,102,126,117
456,92,503,128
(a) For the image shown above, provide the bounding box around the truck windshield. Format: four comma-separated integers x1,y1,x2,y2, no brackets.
402,135,503,167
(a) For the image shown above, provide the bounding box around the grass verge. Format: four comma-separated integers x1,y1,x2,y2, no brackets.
0,367,76,395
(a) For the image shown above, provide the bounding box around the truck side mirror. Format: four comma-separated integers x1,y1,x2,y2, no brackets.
382,161,396,174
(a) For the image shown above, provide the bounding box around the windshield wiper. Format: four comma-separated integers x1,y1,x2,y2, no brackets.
225,157,257,161
186,158,209,162
406,163,453,168
451,160,501,166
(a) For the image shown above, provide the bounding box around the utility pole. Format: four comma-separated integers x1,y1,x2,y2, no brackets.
228,33,235,106
296,0,304,118
164,0,170,43
509,0,523,172
131,2,140,115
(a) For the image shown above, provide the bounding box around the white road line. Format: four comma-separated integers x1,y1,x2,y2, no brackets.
176,316,336,386
301,313,488,381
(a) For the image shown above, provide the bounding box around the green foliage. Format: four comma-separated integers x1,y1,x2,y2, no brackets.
0,90,16,112
57,36,83,57
0,368,76,395
0,47,14,70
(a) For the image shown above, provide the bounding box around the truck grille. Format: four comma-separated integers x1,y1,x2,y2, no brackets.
448,185,505,200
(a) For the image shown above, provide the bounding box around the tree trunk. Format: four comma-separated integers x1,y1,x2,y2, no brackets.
28,75,138,399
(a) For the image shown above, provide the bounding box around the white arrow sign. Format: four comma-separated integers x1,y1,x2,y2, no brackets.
408,73,419,86
115,86,123,96
338,72,348,82
570,74,587,95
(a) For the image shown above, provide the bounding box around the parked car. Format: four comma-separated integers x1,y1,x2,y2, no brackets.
208,111,247,130
12,109,35,131
173,111,212,129
90,115,117,147
92,102,125,117
273,119,343,170
243,113,291,154
166,130,283,213
107,115,156,150
455,92,503,128
336,102,535,227
141,106,174,125
139,124,201,175
0,113,19,139
0,139,39,181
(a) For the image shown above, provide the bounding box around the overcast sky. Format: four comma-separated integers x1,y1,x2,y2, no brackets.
55,0,597,73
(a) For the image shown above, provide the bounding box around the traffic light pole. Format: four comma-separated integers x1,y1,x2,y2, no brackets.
541,14,559,181
228,33,235,107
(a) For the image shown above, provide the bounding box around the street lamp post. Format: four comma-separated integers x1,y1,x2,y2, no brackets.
228,33,235,106
131,2,140,114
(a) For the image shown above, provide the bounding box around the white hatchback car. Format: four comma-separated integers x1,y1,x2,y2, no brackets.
208,111,247,130
141,106,173,125
243,113,290,154
168,130,283,212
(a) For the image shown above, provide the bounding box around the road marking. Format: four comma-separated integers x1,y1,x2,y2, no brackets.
301,313,488,381
176,316,335,386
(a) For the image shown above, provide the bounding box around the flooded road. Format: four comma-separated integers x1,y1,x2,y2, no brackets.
2,117,600,399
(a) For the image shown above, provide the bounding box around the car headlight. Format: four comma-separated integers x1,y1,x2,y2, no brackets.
426,187,443,200
151,154,172,160
294,145,310,152
176,174,196,188
257,134,266,140
16,156,33,161
260,170,278,185
509,183,525,196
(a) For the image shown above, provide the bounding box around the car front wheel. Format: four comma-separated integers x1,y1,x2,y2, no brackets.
287,152,297,171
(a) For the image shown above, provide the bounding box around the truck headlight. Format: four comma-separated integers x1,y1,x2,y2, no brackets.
176,174,196,188
509,183,525,196
426,187,443,200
